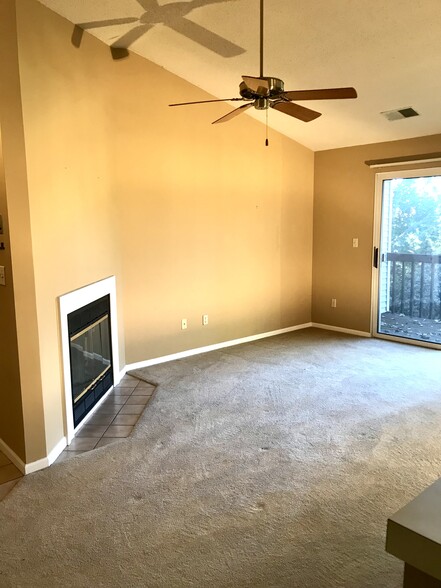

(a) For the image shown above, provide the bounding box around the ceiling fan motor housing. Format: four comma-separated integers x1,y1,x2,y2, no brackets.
239,77,285,99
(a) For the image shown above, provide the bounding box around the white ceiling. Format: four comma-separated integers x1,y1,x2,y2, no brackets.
36,0,441,151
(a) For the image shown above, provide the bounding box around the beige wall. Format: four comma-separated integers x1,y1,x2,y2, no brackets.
15,0,124,455
0,126,26,460
313,134,441,332
113,55,314,363
0,0,46,463
8,0,313,462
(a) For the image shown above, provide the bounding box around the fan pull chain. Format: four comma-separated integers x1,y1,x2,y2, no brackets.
265,107,269,146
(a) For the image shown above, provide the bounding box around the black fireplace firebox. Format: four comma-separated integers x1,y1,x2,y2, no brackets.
68,295,113,427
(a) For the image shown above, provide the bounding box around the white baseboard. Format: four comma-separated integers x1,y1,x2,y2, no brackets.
45,436,68,468
0,435,69,475
0,437,26,474
312,322,371,338
125,322,313,371
25,456,50,475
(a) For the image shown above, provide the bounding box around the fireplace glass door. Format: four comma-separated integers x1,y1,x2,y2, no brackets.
70,315,111,403
68,295,113,427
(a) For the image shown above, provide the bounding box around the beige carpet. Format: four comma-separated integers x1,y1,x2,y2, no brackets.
1,328,441,587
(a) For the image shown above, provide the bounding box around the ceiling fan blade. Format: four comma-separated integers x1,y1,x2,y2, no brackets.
282,87,358,101
242,76,270,96
271,101,321,122
170,98,243,107
212,103,254,124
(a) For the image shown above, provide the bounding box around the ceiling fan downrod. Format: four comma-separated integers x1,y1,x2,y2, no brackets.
260,0,264,78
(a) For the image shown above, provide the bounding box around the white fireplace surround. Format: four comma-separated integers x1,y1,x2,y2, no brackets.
59,276,120,445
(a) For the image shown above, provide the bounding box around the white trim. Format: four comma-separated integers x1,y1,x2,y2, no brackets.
125,323,313,371
46,436,68,467
59,276,120,444
372,167,441,340
368,158,441,169
0,437,26,474
24,457,49,475
311,323,371,338
371,171,384,336
375,332,440,350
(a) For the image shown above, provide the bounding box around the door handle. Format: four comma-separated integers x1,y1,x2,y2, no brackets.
373,246,379,268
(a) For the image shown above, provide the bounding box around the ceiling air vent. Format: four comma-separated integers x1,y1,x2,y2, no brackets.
381,107,419,121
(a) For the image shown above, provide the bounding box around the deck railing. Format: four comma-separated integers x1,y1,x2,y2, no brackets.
386,253,441,319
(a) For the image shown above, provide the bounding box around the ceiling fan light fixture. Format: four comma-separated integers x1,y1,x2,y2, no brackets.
255,98,269,110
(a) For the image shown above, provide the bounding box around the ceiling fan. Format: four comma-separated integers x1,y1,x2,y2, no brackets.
169,0,357,132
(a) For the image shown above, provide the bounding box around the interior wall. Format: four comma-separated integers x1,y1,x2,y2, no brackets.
0,125,25,460
0,0,46,463
113,52,314,364
13,0,314,458
313,134,441,332
15,0,124,456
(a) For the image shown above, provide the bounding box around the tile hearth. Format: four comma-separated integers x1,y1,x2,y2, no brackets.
56,374,155,463
0,375,154,502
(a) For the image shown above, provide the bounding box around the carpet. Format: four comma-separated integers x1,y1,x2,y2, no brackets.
1,328,441,587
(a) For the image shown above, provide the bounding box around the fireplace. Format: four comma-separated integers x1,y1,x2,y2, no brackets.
68,295,113,427
59,277,120,443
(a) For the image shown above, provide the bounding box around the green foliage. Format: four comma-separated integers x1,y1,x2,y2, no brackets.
390,176,441,254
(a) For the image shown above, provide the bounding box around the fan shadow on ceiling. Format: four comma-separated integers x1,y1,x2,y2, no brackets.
71,0,245,60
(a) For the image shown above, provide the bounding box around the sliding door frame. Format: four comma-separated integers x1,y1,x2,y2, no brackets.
371,166,441,349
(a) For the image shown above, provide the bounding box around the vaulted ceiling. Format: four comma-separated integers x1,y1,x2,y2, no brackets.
36,0,441,151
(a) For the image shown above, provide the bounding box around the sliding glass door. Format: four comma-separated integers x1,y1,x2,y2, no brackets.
373,169,441,346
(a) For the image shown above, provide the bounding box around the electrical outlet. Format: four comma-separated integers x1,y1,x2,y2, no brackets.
0,266,5,286
331,298,337,308
202,314,208,326
181,318,187,330
352,238,359,248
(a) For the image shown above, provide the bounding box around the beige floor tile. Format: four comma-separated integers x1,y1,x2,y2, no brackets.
134,381,156,389
112,414,139,426
103,425,133,438
118,404,146,415
120,375,139,383
97,405,121,415
110,389,132,397
0,463,23,484
0,479,20,502
125,395,149,405
114,382,137,390
0,452,11,467
66,437,99,451
85,413,115,426
76,424,108,438
132,387,154,396
96,437,121,448
101,396,128,406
